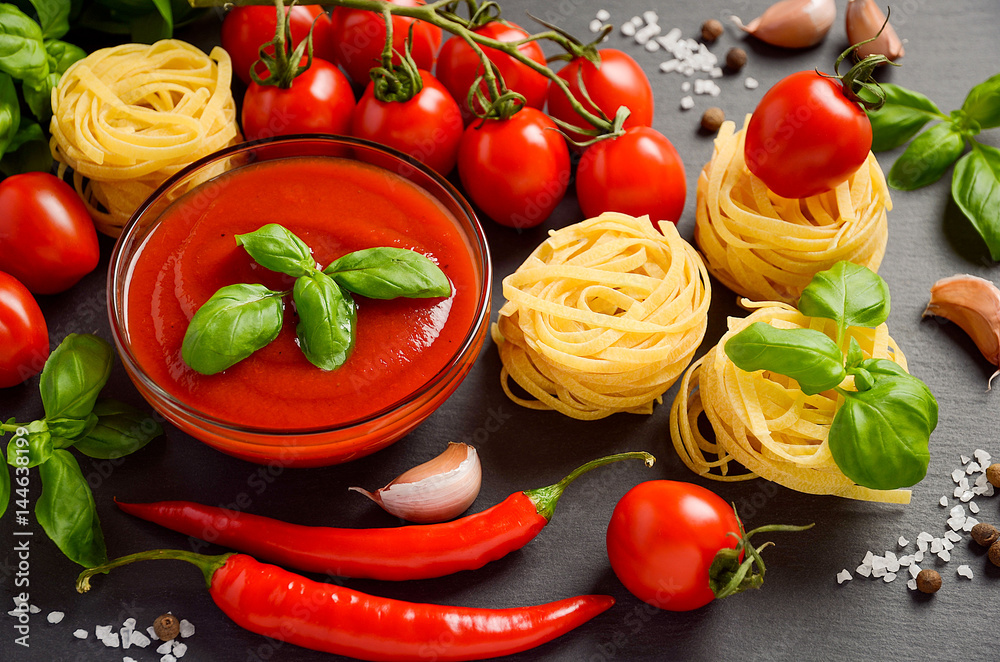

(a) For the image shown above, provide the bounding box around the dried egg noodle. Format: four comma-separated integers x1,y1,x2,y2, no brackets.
669,300,911,503
50,40,241,236
492,212,711,420
695,116,890,304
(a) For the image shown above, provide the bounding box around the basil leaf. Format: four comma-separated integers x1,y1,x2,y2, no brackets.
866,83,946,152
40,334,113,422
952,142,1000,261
182,283,285,375
128,0,172,43
6,119,43,153
887,123,966,191
28,0,71,40
0,72,18,157
22,72,58,123
293,272,356,371
0,4,49,82
845,337,864,371
798,262,890,333
724,322,846,396
36,449,107,567
6,420,52,469
46,413,97,440
829,360,937,491
235,224,316,278
73,398,162,459
324,247,452,299
45,38,85,73
962,72,1000,130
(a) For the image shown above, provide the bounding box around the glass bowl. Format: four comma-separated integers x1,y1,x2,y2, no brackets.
108,136,491,467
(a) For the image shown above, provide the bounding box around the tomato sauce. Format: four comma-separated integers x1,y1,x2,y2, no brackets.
125,156,479,430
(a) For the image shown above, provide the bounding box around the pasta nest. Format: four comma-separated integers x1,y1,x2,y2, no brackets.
492,212,711,420
50,40,241,237
695,117,891,304
669,300,912,503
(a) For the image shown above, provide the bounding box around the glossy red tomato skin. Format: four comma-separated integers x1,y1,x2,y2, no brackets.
457,108,570,228
546,49,654,144
351,71,463,176
606,480,741,612
330,0,442,87
222,5,330,85
436,21,548,121
241,59,355,140
744,71,873,199
0,272,49,388
575,127,686,226
0,172,99,294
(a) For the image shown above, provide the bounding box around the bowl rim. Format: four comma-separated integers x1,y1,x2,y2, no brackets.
107,134,492,440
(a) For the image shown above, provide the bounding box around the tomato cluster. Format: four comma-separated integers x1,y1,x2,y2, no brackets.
221,5,686,230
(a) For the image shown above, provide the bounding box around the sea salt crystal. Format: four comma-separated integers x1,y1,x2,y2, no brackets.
945,530,963,543
596,9,611,21
961,490,975,502
969,501,979,514
681,81,691,92
856,564,872,577
955,485,966,498
658,59,678,74
103,632,121,649
967,462,982,474
974,449,991,465
942,539,954,551
589,19,603,33
744,77,759,89
940,496,949,507
148,626,159,640
862,550,876,565
960,476,971,490
872,556,887,570
909,565,921,579
907,578,918,590
917,540,929,552
938,549,951,562
173,642,188,658
73,629,88,640
161,655,177,662
883,572,897,583
961,455,971,465
125,658,138,662
837,569,852,584
644,40,660,52
679,95,694,110
950,505,965,518
914,550,925,563
642,10,658,24
898,555,912,567
871,565,887,579
47,611,64,624
629,15,643,26
930,539,944,554
97,625,113,639
963,516,980,532
130,630,151,648
28,605,39,614
710,67,724,78
157,641,174,654
179,620,195,638
957,565,974,579
621,22,637,37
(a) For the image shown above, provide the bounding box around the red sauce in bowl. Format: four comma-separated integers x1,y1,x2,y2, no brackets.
124,156,480,431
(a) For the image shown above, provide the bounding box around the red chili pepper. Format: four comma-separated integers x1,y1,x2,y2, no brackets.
117,451,653,581
76,549,614,661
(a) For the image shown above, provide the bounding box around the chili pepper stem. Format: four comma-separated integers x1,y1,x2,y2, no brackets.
524,451,654,521
76,549,234,593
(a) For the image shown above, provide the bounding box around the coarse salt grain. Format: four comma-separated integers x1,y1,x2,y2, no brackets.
863,550,876,565
883,572,897,583
679,95,694,110
963,517,980,531
179,619,195,638
950,505,965,518
940,496,949,507
917,532,934,542
157,640,174,654
975,449,991,465
103,632,121,649
943,539,955,551
898,536,909,548
621,22,636,37
73,629,88,640
961,491,975,502
968,462,982,474
97,625,113,639
970,501,980,514
909,565,921,579
161,655,177,662
961,455,971,465
173,642,188,658
837,569,852,584
907,578,918,591
130,630,151,648
589,19,603,33
744,77,759,89
47,611,64,624
957,565,974,579
938,549,951,562
856,564,872,577
945,530,963,543
125,658,138,662
914,550,925,563
147,626,159,641
596,9,610,21
930,539,943,553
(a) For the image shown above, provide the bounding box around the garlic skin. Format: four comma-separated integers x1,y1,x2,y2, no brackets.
846,0,904,61
732,0,836,49
924,274,1000,388
350,443,481,523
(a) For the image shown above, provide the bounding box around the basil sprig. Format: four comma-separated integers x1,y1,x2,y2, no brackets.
182,224,451,375
724,262,938,492
868,75,1000,259
0,334,164,567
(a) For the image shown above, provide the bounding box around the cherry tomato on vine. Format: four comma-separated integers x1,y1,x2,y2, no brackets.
436,21,548,121
351,70,463,176
0,272,49,389
546,48,654,144
744,71,873,199
221,5,333,85
241,59,355,140
0,172,100,295
606,481,741,612
330,0,442,87
575,127,686,227
457,107,570,228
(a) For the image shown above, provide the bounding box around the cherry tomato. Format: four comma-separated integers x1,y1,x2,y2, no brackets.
330,0,442,87
436,21,548,121
241,59,355,141
457,108,570,228
546,48,654,144
221,5,332,85
575,127,686,226
0,272,49,388
606,480,741,612
744,71,873,199
351,70,463,176
0,172,100,294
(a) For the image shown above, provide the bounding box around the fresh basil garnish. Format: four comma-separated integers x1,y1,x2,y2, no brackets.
887,122,967,190
724,323,847,396
866,83,946,152
962,72,1000,130
27,0,71,40
0,72,18,157
40,333,114,422
0,4,49,83
182,283,285,376
798,261,890,340
72,399,162,459
293,271,356,371
325,247,451,299
952,142,1000,261
6,420,53,469
36,450,107,568
235,223,317,278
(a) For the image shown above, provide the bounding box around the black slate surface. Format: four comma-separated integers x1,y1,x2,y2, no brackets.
3,1,1000,660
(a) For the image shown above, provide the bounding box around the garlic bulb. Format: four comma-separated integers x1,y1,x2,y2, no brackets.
846,0,904,61
732,0,836,49
924,274,1000,388
350,443,481,523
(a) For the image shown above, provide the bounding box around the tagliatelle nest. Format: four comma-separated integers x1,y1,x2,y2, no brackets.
669,299,912,503
695,116,891,305
491,212,711,420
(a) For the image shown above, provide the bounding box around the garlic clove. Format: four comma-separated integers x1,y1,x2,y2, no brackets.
350,442,482,523
924,274,1000,388
732,0,836,49
846,0,904,61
